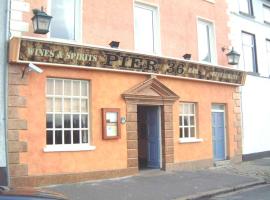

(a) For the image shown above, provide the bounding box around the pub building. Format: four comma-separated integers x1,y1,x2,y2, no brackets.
7,0,245,187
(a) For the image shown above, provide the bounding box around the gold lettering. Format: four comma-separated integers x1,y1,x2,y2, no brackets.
27,48,35,56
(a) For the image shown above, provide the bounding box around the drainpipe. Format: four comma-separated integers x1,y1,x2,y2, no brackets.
0,0,10,186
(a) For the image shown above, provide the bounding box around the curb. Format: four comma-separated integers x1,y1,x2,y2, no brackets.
175,179,267,200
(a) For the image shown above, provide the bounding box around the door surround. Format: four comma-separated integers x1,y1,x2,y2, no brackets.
122,77,179,171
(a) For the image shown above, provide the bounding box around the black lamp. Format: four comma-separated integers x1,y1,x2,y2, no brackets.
109,41,120,48
31,7,52,34
222,47,240,65
183,53,191,60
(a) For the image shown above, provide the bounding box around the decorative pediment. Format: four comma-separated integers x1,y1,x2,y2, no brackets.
122,77,179,103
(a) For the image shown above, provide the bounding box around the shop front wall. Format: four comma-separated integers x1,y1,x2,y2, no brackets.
9,64,239,176
18,66,149,175
156,77,238,166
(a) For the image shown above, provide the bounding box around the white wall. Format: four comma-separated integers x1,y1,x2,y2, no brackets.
228,0,270,155
228,0,270,77
242,75,270,154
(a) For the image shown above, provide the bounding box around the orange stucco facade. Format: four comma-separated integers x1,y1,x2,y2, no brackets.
18,67,237,175
7,0,243,186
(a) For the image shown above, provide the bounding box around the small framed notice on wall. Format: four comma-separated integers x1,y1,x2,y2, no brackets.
102,108,121,139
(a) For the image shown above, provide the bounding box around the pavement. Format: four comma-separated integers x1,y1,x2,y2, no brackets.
205,184,270,200
45,157,270,200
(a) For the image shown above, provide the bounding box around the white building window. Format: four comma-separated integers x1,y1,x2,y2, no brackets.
266,39,270,77
241,31,258,73
134,3,160,54
46,78,90,150
179,103,196,139
197,19,216,64
238,0,253,16
49,0,81,41
263,4,270,24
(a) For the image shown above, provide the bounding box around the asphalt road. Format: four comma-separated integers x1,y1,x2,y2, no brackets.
208,184,270,200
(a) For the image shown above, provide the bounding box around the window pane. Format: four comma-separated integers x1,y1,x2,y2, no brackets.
267,40,270,76
190,104,195,114
264,6,270,23
64,80,72,96
64,98,71,112
72,99,80,112
242,32,256,72
73,130,80,144
183,104,189,114
55,80,63,95
50,0,75,40
46,78,89,146
64,114,71,128
55,130,62,144
64,130,71,144
179,102,197,139
46,131,53,145
134,5,155,53
46,114,53,128
239,0,252,14
73,81,80,96
81,114,88,128
82,130,88,143
190,116,195,126
81,99,88,113
55,114,62,128
183,116,188,126
184,127,189,138
46,98,53,112
47,79,54,95
81,81,88,96
179,116,183,126
55,98,62,112
198,23,211,62
190,127,195,138
73,114,80,128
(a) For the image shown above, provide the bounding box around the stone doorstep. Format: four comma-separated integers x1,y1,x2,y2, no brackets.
175,180,266,200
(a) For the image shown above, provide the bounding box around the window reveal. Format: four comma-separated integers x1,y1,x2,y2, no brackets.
241,31,258,73
179,103,197,139
50,0,81,41
197,19,216,64
46,78,89,146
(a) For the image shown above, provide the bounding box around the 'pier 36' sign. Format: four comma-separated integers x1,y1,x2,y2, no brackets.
9,37,246,85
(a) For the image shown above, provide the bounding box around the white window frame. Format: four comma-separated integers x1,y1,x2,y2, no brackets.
47,0,82,42
133,1,161,55
241,31,258,73
44,78,95,152
266,39,270,77
263,4,270,24
238,0,254,16
197,17,217,64
179,103,203,143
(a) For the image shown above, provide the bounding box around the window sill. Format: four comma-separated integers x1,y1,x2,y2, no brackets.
179,138,203,143
264,21,270,26
239,12,255,19
43,144,96,152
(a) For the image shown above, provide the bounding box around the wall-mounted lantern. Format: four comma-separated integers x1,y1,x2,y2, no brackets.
222,47,240,65
31,7,52,34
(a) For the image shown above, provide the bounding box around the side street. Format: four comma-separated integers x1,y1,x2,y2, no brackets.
46,157,270,200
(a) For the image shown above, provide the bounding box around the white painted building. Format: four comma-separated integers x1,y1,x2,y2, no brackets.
228,0,270,159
